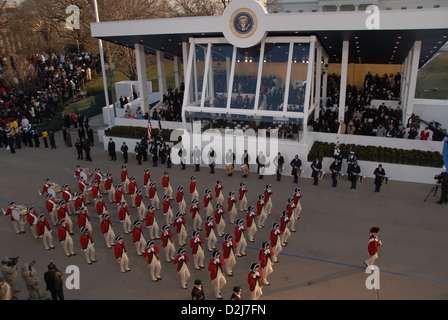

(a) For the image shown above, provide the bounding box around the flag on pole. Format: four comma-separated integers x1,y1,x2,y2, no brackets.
148,119,152,141
443,140,448,171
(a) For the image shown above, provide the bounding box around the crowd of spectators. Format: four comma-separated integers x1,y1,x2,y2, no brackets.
0,52,99,151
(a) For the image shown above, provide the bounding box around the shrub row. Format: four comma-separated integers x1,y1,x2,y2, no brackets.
307,141,444,168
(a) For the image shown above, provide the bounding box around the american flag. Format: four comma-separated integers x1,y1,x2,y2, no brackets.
148,119,152,140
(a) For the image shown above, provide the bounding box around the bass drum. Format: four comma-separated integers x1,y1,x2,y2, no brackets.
80,171,88,181
12,206,27,220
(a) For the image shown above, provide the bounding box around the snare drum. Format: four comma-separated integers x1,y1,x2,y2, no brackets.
317,171,324,180
381,177,388,185
80,171,88,181
12,205,28,220
336,173,342,181
87,187,94,198
226,164,234,174
241,164,249,175
356,175,363,184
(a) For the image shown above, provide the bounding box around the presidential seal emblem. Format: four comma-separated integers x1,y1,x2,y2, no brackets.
230,8,258,39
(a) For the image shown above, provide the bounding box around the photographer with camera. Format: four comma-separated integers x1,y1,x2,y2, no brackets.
21,261,45,300
435,171,448,204
1,256,19,297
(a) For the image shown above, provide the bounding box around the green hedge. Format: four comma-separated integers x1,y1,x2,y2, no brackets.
307,141,444,168
104,126,176,142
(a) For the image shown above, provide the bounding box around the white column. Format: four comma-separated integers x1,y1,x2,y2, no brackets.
314,46,323,112
135,43,149,114
404,41,422,125
303,38,316,143
156,50,167,101
93,0,111,126
338,40,349,131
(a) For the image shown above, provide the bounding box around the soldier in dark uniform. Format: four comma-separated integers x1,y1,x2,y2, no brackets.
290,154,302,184
350,161,361,189
330,158,342,187
373,164,386,192
347,151,357,181
310,158,322,186
191,279,205,300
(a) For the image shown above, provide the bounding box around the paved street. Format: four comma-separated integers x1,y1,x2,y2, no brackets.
1,116,447,300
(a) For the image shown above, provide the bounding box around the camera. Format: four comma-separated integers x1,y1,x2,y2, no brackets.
6,256,19,267
434,172,447,184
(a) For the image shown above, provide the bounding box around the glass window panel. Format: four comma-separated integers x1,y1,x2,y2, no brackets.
287,43,309,113
258,43,290,111
205,44,234,108
188,44,207,106
230,44,261,110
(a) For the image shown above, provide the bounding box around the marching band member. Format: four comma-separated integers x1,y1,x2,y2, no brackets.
189,176,199,202
311,157,323,186
246,206,257,243
145,205,159,240
280,211,291,247
143,169,151,198
190,231,205,270
374,164,386,193
264,185,273,215
259,242,274,286
77,207,92,233
73,192,87,212
256,195,267,229
91,180,101,201
162,171,173,199
40,178,53,196
135,189,146,221
173,212,187,246
77,177,91,204
114,235,131,273
128,177,138,207
174,247,190,289
74,165,82,179
227,191,238,224
162,194,174,226
114,184,126,206
5,201,25,234
204,189,214,217
347,151,357,181
208,250,226,299
222,234,237,277
293,188,303,221
238,182,248,212
104,173,115,203
61,185,76,214
161,225,176,262
286,198,297,232
94,168,106,194
120,165,130,193
80,226,96,264
45,194,58,225
364,226,382,267
190,199,202,231
132,220,146,256
118,201,132,234
214,204,226,237
58,218,76,257
36,214,54,250
350,161,361,190
234,218,248,257
95,195,108,217
148,182,160,210
176,186,186,213
57,200,73,233
330,158,342,188
100,212,115,249
26,206,39,239
215,180,224,205
248,263,263,300
270,223,283,263
205,216,217,252
143,240,162,282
